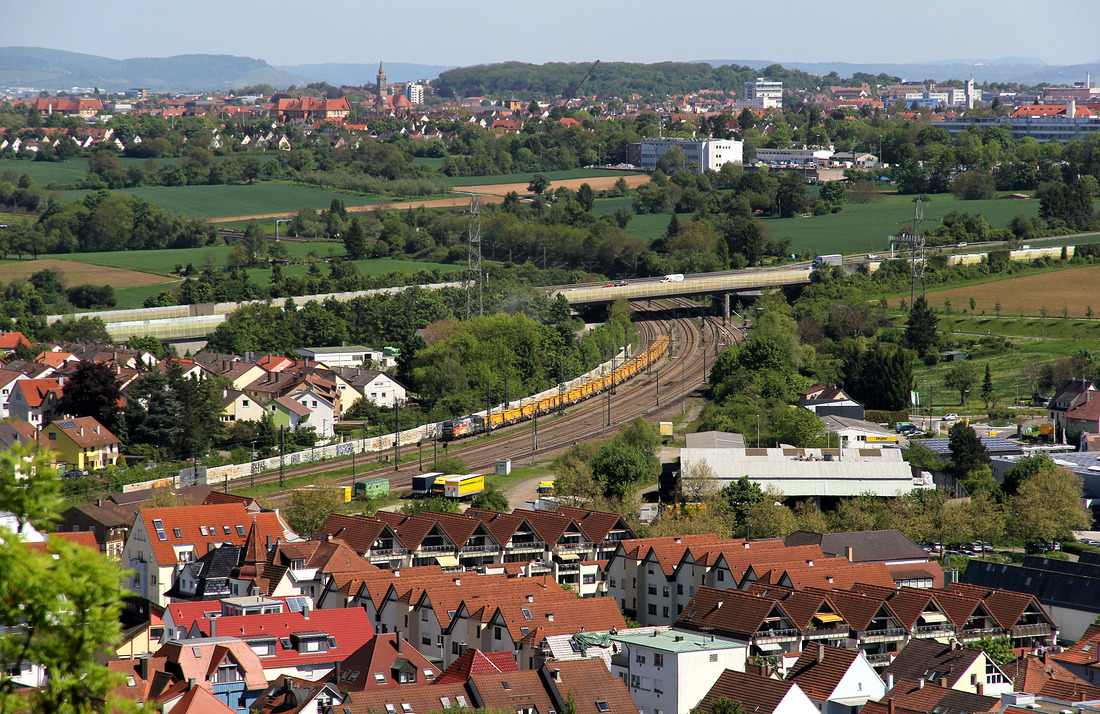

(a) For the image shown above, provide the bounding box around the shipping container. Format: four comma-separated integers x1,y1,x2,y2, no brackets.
353,477,390,499
439,473,485,499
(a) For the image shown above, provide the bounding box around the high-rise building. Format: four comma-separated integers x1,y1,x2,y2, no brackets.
742,78,783,109
404,82,424,105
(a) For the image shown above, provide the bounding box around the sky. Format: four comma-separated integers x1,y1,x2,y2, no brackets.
4,0,1099,68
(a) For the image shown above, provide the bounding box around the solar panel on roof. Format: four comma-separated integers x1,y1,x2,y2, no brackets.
56,421,77,429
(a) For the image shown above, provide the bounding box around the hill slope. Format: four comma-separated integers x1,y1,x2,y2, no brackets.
0,46,313,92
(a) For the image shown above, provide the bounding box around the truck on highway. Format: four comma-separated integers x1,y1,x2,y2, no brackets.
811,254,843,269
660,274,685,283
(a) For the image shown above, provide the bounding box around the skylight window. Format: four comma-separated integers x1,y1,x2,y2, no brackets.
223,525,231,535
236,525,245,536
456,696,468,708
503,681,511,690
200,526,209,536
375,673,387,684
173,528,182,538
385,705,396,714
152,520,167,541
521,607,532,620
441,698,451,709
402,704,412,713
596,702,610,713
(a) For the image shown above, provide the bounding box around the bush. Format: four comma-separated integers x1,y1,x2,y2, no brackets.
865,409,910,426
1061,541,1100,556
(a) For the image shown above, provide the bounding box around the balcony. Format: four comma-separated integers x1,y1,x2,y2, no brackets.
861,628,908,644
508,540,546,551
864,653,893,666
369,547,406,558
555,542,591,553
754,628,800,644
803,625,850,640
419,543,455,553
958,626,1000,641
460,544,500,553
1011,623,1052,638
611,654,629,669
914,624,954,637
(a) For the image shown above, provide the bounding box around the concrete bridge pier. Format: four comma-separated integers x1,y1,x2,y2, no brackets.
723,293,730,325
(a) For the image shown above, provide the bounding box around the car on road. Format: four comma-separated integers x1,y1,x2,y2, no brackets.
957,242,967,247
942,413,959,421
614,280,628,287
867,253,878,259
603,283,614,288
899,425,920,436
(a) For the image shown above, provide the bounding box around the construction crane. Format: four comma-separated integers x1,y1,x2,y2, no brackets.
563,59,600,101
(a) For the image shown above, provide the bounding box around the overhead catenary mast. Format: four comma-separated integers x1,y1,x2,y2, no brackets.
466,194,483,319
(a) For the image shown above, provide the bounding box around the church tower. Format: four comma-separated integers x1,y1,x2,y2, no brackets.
377,59,387,103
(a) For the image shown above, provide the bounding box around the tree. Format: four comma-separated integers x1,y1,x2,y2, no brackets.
527,173,551,195
974,636,1014,666
818,180,847,206
948,421,990,477
745,488,798,538
775,171,809,217
58,360,122,431
576,183,595,212
720,476,764,535
678,458,718,504
944,362,978,405
471,486,510,512
592,441,652,500
285,483,344,538
981,364,995,408
905,296,940,363
769,407,825,448
240,220,267,267
709,697,746,714
951,171,997,200
343,216,368,260
0,443,138,714
1010,463,1092,543
429,455,468,474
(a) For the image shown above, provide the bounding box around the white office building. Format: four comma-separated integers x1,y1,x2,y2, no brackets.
404,83,425,105
637,138,743,174
742,78,783,109
754,148,834,166
609,628,747,714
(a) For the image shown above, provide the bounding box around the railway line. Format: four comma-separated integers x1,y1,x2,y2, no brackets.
242,298,733,505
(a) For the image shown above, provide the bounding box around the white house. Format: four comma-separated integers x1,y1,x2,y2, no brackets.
787,645,886,714
291,388,335,438
637,138,743,174
327,366,408,409
609,627,748,714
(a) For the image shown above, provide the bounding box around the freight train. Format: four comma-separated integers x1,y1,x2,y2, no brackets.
439,334,670,442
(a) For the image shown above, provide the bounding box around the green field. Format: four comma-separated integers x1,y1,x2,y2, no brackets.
0,157,187,187
41,241,341,275
56,182,386,219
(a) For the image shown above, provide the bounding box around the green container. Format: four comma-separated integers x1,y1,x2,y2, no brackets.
354,478,390,499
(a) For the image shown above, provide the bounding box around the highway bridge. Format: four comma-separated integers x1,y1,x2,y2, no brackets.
550,266,813,306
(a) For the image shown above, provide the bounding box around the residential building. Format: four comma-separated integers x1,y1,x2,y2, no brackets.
882,639,1013,696
630,138,743,174
786,645,886,714
743,78,784,109
1064,391,1100,434
268,395,313,433
1049,379,1096,430
30,97,104,118
327,366,408,409
0,368,27,417
219,389,266,423
1051,622,1100,683
297,345,381,368
289,387,335,437
40,417,121,471
860,679,1001,714
609,627,747,714
249,676,346,714
8,378,62,426
783,530,944,588
58,498,133,557
156,638,268,713
121,503,297,606
697,669,819,714
333,633,440,691
404,83,425,105
0,330,32,355
962,552,1100,641
275,97,351,122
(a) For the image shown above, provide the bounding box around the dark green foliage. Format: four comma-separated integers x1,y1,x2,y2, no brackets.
904,296,940,362
470,486,510,512
948,420,990,476
58,360,122,432
842,343,914,411
400,497,461,515
721,476,764,535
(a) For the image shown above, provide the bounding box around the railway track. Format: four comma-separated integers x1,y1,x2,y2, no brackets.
242,298,734,505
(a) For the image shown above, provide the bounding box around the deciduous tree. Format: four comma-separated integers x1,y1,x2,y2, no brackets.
58,360,122,431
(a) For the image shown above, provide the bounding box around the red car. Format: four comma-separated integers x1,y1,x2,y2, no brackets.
603,283,614,288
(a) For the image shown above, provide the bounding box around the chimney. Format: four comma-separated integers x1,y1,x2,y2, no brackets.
940,672,949,688
210,617,217,638
188,677,196,689
1068,98,1077,118
816,643,825,664
397,634,403,653
886,673,894,691
918,677,925,690
887,698,895,714
845,546,854,562
716,601,723,609
335,660,342,682
139,656,149,680
977,682,984,696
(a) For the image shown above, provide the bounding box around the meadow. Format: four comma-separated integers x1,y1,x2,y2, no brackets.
922,266,1100,318
0,157,176,186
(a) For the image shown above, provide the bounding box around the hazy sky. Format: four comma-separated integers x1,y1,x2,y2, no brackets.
5,0,1098,67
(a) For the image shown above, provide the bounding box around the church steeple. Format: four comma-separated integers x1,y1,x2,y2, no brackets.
377,59,387,102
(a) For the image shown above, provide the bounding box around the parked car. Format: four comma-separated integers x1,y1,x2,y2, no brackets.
61,468,87,480
942,413,959,421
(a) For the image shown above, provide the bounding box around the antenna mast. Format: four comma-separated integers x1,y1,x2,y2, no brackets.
466,194,483,319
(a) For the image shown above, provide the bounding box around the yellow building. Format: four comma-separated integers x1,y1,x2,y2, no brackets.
41,417,121,472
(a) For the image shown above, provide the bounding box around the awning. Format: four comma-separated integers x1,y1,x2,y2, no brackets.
557,552,579,561
435,555,460,567
756,642,784,652
920,612,948,624
813,613,844,624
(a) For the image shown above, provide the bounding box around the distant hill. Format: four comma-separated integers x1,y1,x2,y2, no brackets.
699,58,1098,85
0,46,313,92
274,62,454,86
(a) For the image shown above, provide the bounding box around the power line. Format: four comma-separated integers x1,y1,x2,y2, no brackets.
466,194,482,319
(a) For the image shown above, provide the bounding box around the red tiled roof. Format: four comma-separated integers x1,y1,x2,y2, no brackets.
135,503,290,565
787,645,860,700
336,633,440,691
697,669,800,714
434,648,518,685
0,331,31,349
16,378,62,407
191,608,374,668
